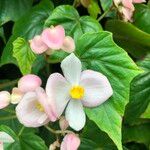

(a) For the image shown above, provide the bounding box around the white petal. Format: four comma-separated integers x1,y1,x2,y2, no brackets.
46,73,71,117
80,70,113,107
16,92,49,127
65,100,86,131
61,53,82,85
0,132,14,143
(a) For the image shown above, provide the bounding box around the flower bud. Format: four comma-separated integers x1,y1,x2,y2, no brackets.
60,133,80,150
30,35,48,54
10,88,23,104
80,0,90,8
0,91,11,109
42,25,65,50
61,36,75,53
59,116,69,131
18,74,42,93
49,141,60,150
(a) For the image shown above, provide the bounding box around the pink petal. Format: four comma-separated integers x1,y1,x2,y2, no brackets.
46,73,70,118
122,0,134,11
11,87,23,104
18,74,42,93
80,70,113,107
132,0,145,3
0,142,3,150
16,92,49,127
61,36,75,53
0,91,10,109
42,25,65,50
59,116,69,131
121,7,133,22
30,35,48,54
36,87,58,122
61,133,80,150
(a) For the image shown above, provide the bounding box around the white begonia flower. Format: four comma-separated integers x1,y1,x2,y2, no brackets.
46,53,113,131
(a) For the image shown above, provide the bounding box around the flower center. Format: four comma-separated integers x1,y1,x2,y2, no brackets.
35,102,44,112
69,85,84,100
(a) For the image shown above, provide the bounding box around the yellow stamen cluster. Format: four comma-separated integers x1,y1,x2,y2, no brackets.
35,102,44,112
70,85,84,100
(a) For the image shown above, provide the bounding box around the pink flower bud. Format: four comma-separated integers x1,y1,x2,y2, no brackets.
60,133,80,150
11,88,23,104
18,74,42,93
122,0,134,11
0,91,10,109
49,141,60,150
61,36,75,53
120,7,133,22
59,116,69,131
30,35,48,54
132,0,146,3
42,25,65,50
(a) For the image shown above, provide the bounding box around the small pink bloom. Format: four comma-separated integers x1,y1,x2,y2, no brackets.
59,116,69,131
16,91,49,127
121,7,133,22
42,25,65,50
30,35,48,54
61,36,75,53
122,0,134,11
0,91,10,109
132,0,146,3
60,133,80,150
18,74,42,93
11,88,23,104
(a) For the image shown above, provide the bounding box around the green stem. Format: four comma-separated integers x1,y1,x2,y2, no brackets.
3,108,15,114
0,79,18,90
18,126,25,136
0,115,16,121
44,125,73,135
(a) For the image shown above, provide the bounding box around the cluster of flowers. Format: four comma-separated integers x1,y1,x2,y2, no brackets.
29,25,75,55
0,25,113,150
114,0,145,22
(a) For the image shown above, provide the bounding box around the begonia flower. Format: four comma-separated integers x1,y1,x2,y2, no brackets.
18,74,42,93
60,133,80,150
16,87,57,127
30,35,48,54
42,25,65,50
0,91,11,109
46,53,113,131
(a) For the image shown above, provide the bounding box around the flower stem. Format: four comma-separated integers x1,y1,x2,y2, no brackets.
0,79,18,90
18,126,25,136
44,125,73,135
0,115,16,121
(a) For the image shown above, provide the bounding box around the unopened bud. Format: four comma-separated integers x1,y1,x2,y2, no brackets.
59,116,69,131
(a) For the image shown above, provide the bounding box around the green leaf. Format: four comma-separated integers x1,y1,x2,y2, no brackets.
45,5,102,62
0,27,6,43
13,38,36,75
123,123,150,148
74,32,141,150
1,0,54,66
141,103,150,119
0,0,33,25
99,0,113,11
133,4,150,34
105,20,150,58
125,72,150,124
0,125,48,150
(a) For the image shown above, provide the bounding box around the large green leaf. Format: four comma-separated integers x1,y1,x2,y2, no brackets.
99,0,113,11
125,72,150,124
105,20,150,58
13,38,36,75
0,125,47,150
141,103,150,119
44,5,102,62
133,4,150,34
1,0,54,66
0,27,6,43
0,0,33,25
74,32,141,150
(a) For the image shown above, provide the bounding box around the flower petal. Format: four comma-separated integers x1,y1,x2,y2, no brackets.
36,87,58,122
0,91,10,109
80,70,113,107
61,36,75,53
46,73,70,118
0,132,14,143
121,7,133,22
132,0,145,3
65,100,86,131
30,35,48,54
16,92,49,127
41,25,65,50
122,0,134,11
61,53,82,85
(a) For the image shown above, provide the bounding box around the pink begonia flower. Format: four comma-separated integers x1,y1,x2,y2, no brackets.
42,25,65,50
59,116,69,131
0,91,11,109
30,35,48,54
60,133,80,150
10,88,23,104
61,36,75,53
0,132,14,150
121,7,133,22
122,0,134,11
46,53,113,131
18,74,42,93
16,87,57,127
